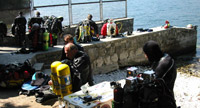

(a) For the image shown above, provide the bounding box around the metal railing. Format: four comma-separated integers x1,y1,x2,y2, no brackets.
31,0,127,26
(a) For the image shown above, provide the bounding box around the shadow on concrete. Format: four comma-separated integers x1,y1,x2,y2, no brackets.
1,102,30,108
0,87,21,99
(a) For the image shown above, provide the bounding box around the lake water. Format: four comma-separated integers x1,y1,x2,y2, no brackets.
32,0,200,57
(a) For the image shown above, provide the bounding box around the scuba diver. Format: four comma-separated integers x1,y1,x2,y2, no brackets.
28,11,45,51
0,21,7,45
12,11,27,47
51,16,64,46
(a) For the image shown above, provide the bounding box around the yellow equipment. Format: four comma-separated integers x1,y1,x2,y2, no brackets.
57,64,72,98
51,61,62,95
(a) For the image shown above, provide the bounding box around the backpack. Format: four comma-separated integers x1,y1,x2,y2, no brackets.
0,59,35,88
138,79,177,108
77,20,92,43
122,78,177,108
19,72,51,97
43,16,54,33
51,17,59,34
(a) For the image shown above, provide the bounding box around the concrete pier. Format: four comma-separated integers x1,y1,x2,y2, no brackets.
0,26,197,75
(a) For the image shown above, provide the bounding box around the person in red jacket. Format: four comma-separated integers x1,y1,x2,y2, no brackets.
101,19,118,38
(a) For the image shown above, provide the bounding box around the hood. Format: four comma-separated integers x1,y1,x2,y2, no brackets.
143,40,164,62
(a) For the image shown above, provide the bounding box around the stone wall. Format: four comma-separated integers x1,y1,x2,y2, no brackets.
81,27,197,74
32,27,197,75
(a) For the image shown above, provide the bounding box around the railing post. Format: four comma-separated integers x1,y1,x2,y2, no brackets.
68,0,73,26
125,0,127,18
99,0,103,21
30,0,34,17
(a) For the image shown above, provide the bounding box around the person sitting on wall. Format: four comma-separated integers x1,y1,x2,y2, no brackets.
87,14,99,38
75,14,99,43
12,11,27,47
101,19,119,38
60,34,84,61
62,43,94,92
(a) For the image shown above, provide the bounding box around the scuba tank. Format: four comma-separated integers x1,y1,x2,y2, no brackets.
43,31,49,51
49,33,53,47
50,61,62,96
56,64,72,98
111,82,124,108
107,21,117,36
52,33,58,45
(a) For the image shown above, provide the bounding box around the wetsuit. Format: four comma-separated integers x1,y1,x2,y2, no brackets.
62,51,93,92
28,17,44,28
13,15,27,46
28,17,44,51
143,40,177,91
142,40,177,108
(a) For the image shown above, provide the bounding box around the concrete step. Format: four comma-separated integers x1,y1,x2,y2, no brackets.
33,63,44,72
42,69,51,76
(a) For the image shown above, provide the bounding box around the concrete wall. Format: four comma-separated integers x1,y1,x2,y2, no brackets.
32,27,197,75
0,0,30,24
0,0,30,10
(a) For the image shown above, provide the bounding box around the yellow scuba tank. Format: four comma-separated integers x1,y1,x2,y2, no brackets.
43,31,49,51
51,61,62,95
57,64,72,98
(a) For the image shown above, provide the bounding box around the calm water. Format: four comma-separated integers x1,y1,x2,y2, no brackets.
32,0,200,57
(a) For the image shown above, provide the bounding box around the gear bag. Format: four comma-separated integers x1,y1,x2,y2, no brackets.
0,59,35,88
137,78,177,108
51,17,59,34
77,20,92,43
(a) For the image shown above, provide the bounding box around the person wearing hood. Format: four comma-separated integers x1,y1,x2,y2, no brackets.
143,40,177,92
142,40,177,108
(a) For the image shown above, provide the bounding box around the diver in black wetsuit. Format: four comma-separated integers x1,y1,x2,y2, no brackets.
143,40,177,91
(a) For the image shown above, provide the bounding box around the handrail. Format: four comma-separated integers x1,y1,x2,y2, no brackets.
32,0,127,26
34,0,126,8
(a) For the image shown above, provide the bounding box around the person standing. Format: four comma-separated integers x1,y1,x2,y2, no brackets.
28,11,45,51
142,40,177,108
28,11,44,29
0,21,7,45
12,11,27,47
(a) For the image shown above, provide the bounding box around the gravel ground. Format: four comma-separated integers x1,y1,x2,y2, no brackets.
93,65,200,108
1,63,200,108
